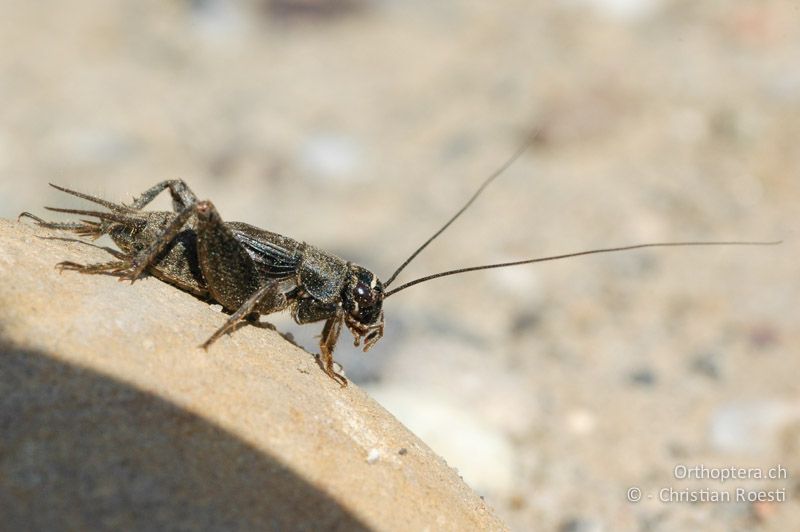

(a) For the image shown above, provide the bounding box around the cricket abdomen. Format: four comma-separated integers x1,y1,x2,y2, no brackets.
108,213,209,299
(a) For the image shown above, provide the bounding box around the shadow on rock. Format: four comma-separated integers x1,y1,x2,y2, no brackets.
0,337,369,531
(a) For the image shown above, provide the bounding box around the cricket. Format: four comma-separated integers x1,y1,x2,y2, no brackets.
19,143,778,386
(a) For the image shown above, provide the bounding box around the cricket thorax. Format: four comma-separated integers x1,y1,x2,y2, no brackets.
342,264,385,351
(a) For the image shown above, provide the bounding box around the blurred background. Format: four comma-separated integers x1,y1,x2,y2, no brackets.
1,0,798,529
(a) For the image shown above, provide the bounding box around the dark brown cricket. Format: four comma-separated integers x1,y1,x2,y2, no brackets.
19,146,778,386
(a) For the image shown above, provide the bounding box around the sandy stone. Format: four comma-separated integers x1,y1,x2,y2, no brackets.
0,219,506,531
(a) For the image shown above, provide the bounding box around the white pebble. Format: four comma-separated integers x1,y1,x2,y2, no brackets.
300,133,364,183
366,448,381,464
566,409,597,436
565,0,661,20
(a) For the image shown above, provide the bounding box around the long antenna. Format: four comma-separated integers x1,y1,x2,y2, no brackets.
383,240,781,297
383,130,538,288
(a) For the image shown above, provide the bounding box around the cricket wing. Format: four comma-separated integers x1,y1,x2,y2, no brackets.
230,224,303,280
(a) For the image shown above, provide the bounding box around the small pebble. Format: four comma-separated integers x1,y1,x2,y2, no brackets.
628,367,657,387
510,310,542,337
301,133,364,183
558,517,604,532
579,0,661,21
209,304,223,313
489,267,541,303
366,448,380,464
566,409,597,436
689,351,721,379
749,324,779,350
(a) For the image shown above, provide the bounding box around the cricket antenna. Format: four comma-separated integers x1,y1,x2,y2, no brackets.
383,129,539,288
383,240,781,298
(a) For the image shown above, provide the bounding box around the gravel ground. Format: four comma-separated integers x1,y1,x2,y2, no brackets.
1,1,798,530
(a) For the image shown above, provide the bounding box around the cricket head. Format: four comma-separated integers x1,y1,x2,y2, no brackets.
342,264,385,351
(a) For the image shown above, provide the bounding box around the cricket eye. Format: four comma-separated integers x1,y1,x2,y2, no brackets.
354,282,375,304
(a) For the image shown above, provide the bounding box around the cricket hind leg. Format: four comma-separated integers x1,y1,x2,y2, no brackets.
41,235,136,277
54,241,132,275
113,185,216,283
38,183,202,284
112,198,249,291
21,184,143,240
31,181,199,284
127,180,198,212
37,181,193,231
20,207,137,276
117,201,199,282
108,197,299,377
56,259,131,275
48,183,134,212
18,212,101,236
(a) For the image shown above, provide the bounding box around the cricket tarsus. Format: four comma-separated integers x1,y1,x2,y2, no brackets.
18,211,102,238
56,260,131,276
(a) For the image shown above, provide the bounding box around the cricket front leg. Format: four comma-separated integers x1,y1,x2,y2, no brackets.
319,314,348,387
